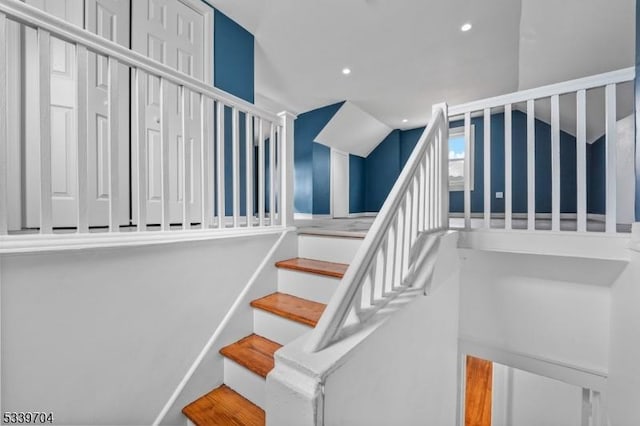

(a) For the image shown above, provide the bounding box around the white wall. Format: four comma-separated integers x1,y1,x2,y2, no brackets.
322,273,460,426
459,250,626,374
492,364,582,426
606,250,640,426
616,114,635,225
0,234,281,425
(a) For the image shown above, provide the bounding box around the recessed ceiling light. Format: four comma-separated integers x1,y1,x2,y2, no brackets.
402,119,408,123
461,23,472,32
342,67,351,75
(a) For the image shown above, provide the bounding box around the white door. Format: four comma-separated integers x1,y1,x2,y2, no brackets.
25,0,130,229
331,149,350,218
85,0,131,226
25,0,83,228
131,0,205,225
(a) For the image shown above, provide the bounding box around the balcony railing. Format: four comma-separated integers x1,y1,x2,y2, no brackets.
0,0,295,250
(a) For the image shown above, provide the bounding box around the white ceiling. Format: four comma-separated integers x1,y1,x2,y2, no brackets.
210,0,634,147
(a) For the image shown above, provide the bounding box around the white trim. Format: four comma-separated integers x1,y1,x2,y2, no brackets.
347,212,377,218
294,213,333,220
449,125,475,191
631,223,640,252
491,363,511,426
448,212,607,222
449,67,635,116
330,148,350,218
152,230,292,425
459,338,608,392
0,226,293,254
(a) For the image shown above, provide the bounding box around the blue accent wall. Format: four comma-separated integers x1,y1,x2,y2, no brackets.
365,130,400,212
294,102,345,214
357,111,606,216
214,10,254,103
350,155,366,213
448,111,582,214
588,136,607,215
313,143,331,214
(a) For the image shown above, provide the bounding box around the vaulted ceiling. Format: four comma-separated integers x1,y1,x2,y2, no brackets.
210,0,634,133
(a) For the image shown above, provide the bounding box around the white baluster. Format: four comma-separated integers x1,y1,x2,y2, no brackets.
505,103,512,230
378,240,388,299
232,107,240,228
527,100,536,231
605,84,617,233
200,94,211,229
216,101,225,228
38,28,53,233
269,122,276,226
464,112,472,229
418,162,426,233
576,90,587,232
483,108,491,229
181,86,191,230
245,114,254,227
275,125,283,225
440,105,449,229
278,112,296,227
160,77,170,231
107,56,120,232
75,45,89,233
135,68,147,231
0,12,6,235
551,95,560,232
258,118,265,227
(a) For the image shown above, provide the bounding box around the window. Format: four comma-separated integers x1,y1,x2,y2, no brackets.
448,125,474,191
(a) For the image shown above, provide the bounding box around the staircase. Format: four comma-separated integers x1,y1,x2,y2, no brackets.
181,234,361,425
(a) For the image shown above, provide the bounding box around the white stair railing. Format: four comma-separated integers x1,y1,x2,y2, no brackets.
305,104,449,353
0,0,294,238
448,67,635,233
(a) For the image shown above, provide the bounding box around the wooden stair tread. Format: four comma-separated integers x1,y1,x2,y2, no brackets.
182,385,264,426
220,334,282,378
250,293,326,327
275,257,348,278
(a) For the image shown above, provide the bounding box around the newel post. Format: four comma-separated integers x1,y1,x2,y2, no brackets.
433,102,449,229
278,111,297,227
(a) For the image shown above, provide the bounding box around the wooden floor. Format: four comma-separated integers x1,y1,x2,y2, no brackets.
465,356,493,426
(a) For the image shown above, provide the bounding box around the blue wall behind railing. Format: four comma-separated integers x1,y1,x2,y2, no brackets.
293,102,345,215
351,111,607,216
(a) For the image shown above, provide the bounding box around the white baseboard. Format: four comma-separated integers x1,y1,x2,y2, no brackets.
347,212,377,218
294,213,333,220
448,212,607,222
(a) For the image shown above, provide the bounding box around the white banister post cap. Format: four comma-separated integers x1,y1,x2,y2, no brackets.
278,111,298,120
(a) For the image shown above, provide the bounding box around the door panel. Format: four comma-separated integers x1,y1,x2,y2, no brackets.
24,0,83,228
25,0,130,228
132,0,204,225
85,0,130,226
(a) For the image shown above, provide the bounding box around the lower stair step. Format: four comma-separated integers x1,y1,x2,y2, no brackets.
275,257,349,278
182,384,264,426
220,334,282,378
251,292,326,327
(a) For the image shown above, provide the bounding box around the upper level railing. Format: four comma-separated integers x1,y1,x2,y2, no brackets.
448,67,635,233
305,104,449,352
0,0,294,242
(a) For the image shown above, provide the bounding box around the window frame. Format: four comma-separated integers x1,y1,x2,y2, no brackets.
448,125,475,192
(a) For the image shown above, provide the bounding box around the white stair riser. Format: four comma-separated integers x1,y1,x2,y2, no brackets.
253,309,313,345
277,269,341,304
298,235,362,264
223,358,266,408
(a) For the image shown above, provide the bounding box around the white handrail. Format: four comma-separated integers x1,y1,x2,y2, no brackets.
0,0,295,239
447,67,634,234
0,0,278,122
305,104,449,352
449,67,634,117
